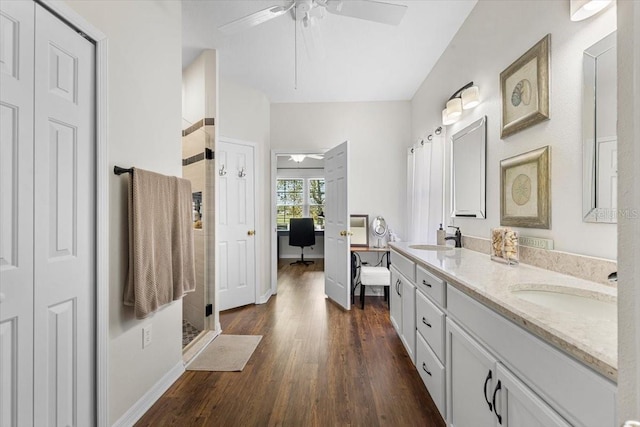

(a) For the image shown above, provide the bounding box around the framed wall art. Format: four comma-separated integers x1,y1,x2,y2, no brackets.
500,146,550,229
500,34,551,138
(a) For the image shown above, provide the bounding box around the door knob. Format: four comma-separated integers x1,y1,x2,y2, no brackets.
339,230,354,237
247,230,255,236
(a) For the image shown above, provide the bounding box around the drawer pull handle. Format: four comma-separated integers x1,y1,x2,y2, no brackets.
422,362,432,376
422,317,432,328
422,279,432,288
483,370,493,411
492,380,502,424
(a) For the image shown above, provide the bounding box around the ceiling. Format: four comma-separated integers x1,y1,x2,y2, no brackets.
182,0,477,103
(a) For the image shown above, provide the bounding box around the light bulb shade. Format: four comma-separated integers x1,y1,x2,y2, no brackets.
446,98,462,118
442,108,457,126
461,85,480,109
570,0,612,21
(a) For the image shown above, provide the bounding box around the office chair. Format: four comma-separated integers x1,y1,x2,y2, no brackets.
289,218,316,266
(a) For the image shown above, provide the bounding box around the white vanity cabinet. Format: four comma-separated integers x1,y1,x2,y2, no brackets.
446,319,570,427
447,284,616,427
389,250,417,363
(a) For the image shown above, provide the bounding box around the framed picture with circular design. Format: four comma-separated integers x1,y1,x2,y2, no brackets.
500,146,550,229
500,34,550,138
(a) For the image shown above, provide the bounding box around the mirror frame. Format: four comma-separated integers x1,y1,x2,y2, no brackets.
451,116,487,218
349,214,369,247
582,31,617,223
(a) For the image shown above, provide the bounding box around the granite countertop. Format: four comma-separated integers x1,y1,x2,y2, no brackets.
389,242,617,382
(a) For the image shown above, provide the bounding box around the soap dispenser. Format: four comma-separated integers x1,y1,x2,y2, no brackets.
436,223,445,246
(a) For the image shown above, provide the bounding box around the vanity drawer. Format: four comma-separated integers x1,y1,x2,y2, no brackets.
416,265,446,307
416,333,445,419
390,250,415,282
416,290,445,363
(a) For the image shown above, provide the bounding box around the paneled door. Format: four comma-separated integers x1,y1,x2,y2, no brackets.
217,139,256,311
324,141,350,310
0,2,95,425
0,2,36,425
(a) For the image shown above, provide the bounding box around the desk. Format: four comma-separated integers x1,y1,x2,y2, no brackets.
350,246,390,308
277,229,324,259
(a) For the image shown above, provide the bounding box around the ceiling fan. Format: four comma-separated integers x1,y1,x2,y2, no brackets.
218,0,408,35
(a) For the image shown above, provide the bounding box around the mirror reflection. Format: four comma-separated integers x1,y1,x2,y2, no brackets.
451,116,487,218
583,31,617,223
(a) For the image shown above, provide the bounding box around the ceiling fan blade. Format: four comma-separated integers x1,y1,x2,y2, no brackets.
325,0,407,26
219,4,290,34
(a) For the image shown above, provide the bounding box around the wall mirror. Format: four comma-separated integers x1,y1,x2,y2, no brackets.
583,31,617,223
350,214,369,247
451,116,487,218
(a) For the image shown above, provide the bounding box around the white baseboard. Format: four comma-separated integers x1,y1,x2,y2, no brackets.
111,361,185,427
257,288,272,304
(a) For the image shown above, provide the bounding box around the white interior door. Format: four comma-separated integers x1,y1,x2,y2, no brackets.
324,141,350,310
0,2,35,425
0,3,95,425
33,5,95,425
217,139,256,311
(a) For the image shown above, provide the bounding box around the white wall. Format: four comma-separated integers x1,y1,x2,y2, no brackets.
218,78,272,300
64,1,182,424
411,0,617,260
617,0,640,421
271,101,412,240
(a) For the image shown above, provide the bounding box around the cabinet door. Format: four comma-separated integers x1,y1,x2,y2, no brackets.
447,319,497,427
495,364,570,427
389,267,402,335
401,279,416,363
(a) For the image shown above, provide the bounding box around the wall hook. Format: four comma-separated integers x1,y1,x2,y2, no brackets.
435,126,442,135
238,167,246,178
219,164,227,176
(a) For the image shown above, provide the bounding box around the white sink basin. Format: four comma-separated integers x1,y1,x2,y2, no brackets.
510,284,616,318
409,244,453,251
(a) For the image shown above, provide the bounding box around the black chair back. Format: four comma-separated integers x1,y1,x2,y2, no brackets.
289,218,316,247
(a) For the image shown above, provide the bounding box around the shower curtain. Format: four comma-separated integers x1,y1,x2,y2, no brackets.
407,135,444,244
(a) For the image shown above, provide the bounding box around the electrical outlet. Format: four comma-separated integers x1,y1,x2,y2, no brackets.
142,325,152,348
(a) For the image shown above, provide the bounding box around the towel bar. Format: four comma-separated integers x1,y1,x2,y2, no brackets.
114,166,133,175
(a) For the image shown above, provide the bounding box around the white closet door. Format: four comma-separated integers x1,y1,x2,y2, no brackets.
217,139,256,311
32,4,95,426
0,2,35,426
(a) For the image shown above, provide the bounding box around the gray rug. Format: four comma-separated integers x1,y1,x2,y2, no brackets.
186,334,262,372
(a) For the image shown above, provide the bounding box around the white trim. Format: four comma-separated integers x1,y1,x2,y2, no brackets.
270,149,329,294
257,287,273,304
37,2,109,426
111,362,185,427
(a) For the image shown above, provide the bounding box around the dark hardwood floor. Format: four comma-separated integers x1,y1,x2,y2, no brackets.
136,259,445,426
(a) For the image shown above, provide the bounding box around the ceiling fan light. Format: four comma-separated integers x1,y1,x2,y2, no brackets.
461,86,480,109
570,0,612,21
290,154,306,163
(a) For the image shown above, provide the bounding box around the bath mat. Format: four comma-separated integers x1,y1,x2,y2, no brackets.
186,334,262,372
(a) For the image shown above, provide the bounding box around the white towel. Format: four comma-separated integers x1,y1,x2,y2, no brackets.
123,168,196,319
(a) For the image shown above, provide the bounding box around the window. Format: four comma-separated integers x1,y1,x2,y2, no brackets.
276,178,325,229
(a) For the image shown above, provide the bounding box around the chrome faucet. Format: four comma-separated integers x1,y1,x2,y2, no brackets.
445,226,462,248
608,271,617,283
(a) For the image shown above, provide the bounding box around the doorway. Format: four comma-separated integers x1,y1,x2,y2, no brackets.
271,152,326,290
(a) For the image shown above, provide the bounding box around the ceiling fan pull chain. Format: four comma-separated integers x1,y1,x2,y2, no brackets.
294,5,298,90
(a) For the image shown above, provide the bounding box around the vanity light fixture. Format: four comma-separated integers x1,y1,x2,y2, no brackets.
570,0,612,21
442,81,480,126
